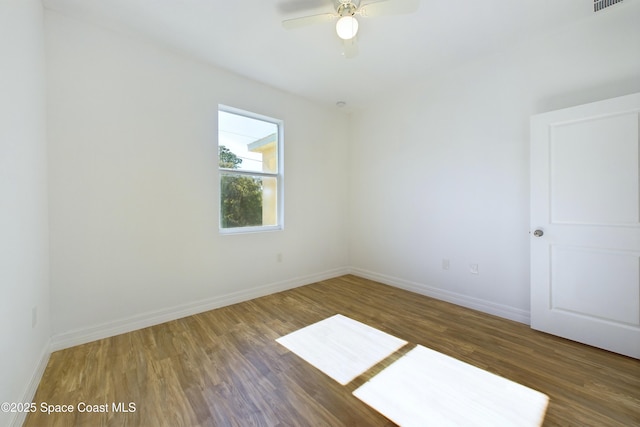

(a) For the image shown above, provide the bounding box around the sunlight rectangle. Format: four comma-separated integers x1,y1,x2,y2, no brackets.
276,314,407,385
353,345,549,427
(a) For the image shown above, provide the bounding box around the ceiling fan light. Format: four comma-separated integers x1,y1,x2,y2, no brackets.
336,16,358,40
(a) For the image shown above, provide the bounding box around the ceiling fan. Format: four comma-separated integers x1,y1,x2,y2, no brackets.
282,0,420,58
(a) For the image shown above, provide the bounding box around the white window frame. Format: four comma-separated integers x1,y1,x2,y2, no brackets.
218,105,284,234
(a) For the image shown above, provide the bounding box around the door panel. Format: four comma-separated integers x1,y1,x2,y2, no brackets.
550,245,639,325
530,92,640,359
550,113,639,225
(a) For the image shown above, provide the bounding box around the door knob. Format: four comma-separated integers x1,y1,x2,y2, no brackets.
533,229,544,237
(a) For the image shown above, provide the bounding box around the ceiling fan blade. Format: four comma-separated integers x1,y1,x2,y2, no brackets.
357,0,420,17
277,0,330,14
282,12,337,30
341,37,359,59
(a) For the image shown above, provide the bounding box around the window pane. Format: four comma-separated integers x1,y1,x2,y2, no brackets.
218,110,278,174
220,174,278,229
260,176,278,226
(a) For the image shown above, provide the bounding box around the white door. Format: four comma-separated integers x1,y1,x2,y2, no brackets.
530,92,640,359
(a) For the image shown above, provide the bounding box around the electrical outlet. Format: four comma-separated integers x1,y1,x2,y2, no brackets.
442,259,450,270
470,264,479,275
277,253,283,263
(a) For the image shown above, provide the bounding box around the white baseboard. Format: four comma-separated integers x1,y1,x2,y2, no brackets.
10,340,51,427
49,267,529,351
349,268,531,325
51,267,349,351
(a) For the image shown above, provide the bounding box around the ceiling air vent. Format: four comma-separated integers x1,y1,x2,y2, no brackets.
594,0,623,12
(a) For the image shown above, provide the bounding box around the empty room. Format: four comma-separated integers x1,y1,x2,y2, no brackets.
1,0,639,426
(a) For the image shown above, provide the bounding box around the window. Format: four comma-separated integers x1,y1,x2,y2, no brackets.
218,106,283,233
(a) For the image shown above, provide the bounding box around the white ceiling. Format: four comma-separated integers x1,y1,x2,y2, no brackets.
42,0,603,109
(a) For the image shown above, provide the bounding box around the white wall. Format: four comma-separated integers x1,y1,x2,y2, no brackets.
0,0,51,425
45,11,350,347
349,5,640,322
30,0,640,357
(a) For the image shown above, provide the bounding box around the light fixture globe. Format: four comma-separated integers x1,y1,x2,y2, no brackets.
336,16,358,40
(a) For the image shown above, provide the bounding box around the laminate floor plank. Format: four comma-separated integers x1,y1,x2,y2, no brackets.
24,275,639,426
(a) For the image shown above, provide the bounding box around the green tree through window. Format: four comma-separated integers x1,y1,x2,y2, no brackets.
219,146,263,228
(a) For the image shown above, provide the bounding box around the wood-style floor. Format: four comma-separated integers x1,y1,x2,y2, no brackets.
25,275,639,426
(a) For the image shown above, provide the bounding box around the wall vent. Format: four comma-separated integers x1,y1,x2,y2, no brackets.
594,0,623,12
